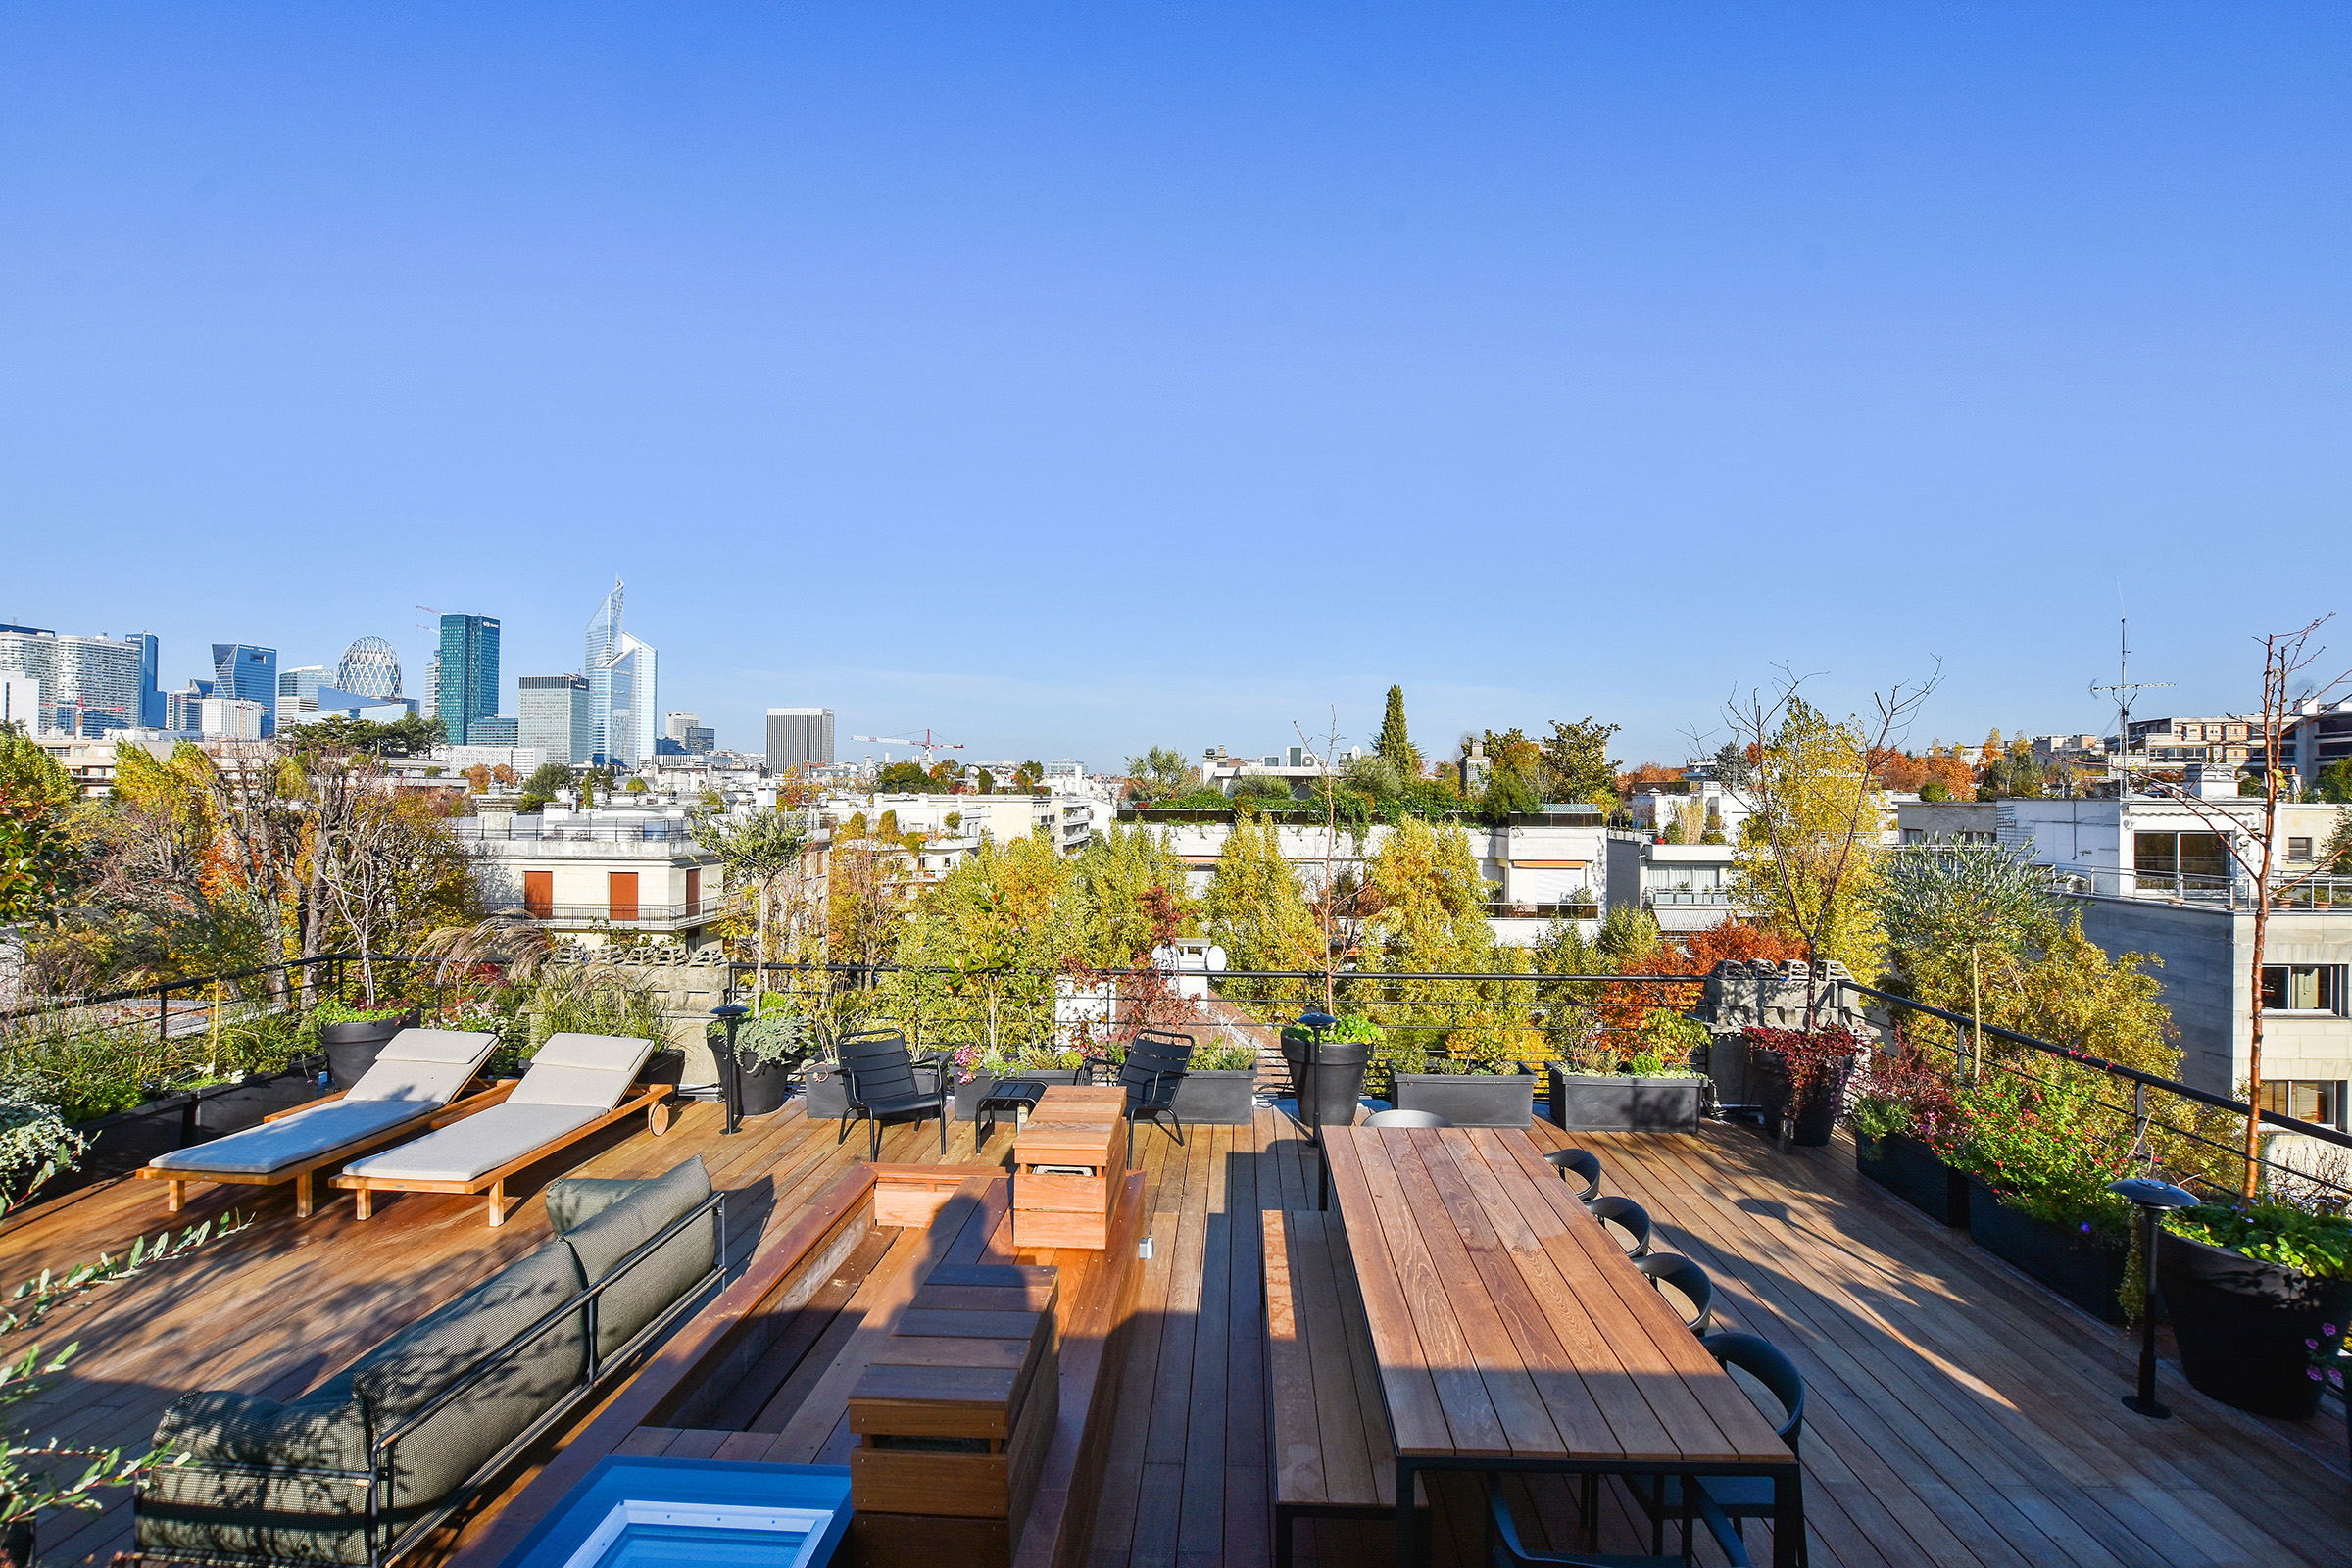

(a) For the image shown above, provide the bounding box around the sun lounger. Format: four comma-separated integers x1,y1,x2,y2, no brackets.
331,1032,673,1226
135,1028,503,1218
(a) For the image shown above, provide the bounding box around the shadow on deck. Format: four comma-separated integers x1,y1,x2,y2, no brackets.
3,1100,2346,1568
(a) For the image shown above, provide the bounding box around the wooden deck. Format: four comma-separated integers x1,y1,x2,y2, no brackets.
5,1098,2349,1568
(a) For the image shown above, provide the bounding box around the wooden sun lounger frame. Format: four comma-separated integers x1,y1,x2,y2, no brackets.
130,1078,515,1220
329,1082,675,1226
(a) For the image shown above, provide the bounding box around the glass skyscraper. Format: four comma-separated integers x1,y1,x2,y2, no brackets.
0,626,152,735
583,579,656,768
435,614,501,745
210,644,279,737
520,673,594,765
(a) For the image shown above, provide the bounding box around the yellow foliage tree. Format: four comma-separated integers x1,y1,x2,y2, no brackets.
1202,819,1322,998
1731,698,1888,983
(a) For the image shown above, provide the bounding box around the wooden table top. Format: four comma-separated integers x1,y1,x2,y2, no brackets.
1323,1125,1791,1467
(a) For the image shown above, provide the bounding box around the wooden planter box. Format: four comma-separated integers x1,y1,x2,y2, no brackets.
1856,1131,1968,1227
1545,1068,1704,1133
1965,1176,2130,1323
1392,1072,1535,1128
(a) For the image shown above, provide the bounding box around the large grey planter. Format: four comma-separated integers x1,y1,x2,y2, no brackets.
318,1012,419,1089
1545,1068,1704,1133
1170,1069,1258,1126
1392,1072,1535,1128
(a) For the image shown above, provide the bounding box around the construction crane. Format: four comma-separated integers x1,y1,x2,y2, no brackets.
853,728,964,765
415,604,444,634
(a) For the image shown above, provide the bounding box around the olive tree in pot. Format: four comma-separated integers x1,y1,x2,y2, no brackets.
1745,1025,1862,1148
710,1003,813,1118
2158,1201,2352,1419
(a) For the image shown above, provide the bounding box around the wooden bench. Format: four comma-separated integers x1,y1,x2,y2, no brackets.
1261,1208,1425,1567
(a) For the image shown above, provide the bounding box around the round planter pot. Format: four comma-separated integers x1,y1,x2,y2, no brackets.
2157,1228,2352,1419
1278,1036,1370,1131
318,1012,419,1089
728,1051,793,1117
1752,1049,1856,1147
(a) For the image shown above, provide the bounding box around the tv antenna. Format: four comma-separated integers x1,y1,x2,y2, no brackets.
2089,616,2173,790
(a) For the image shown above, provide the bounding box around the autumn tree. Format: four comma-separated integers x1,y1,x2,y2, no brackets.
886,830,1076,1050
1537,718,1622,808
1202,818,1322,998
1066,825,1197,969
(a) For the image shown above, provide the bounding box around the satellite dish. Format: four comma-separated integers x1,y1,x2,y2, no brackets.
1205,944,1229,973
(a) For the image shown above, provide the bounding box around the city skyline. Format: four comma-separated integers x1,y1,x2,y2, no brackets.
7,9,2348,765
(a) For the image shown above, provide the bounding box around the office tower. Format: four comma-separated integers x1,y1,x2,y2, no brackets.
420,652,439,721
664,713,714,755
520,674,593,766
766,708,836,773
583,578,656,767
335,637,403,700
435,613,501,745
1,625,147,734
199,698,267,740
210,644,279,737
466,716,518,746
133,632,162,728
0,673,38,731
280,665,329,713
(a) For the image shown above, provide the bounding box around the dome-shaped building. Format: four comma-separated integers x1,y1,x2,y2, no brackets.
335,636,403,700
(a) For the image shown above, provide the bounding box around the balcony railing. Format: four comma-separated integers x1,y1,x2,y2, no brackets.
2056,864,2352,909
489,896,737,926
454,816,698,845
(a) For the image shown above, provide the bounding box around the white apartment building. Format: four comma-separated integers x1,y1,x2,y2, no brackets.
455,805,728,946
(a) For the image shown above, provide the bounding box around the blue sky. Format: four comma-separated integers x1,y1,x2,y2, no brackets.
4,6,2348,770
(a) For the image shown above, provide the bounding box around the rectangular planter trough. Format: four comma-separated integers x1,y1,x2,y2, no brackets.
1169,1069,1258,1127
1966,1175,2130,1323
1546,1068,1704,1133
1393,1072,1535,1128
1857,1131,1968,1227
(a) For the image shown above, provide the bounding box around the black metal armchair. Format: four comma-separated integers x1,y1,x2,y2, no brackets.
1545,1146,1604,1202
1627,1332,1806,1561
1484,1471,1751,1567
834,1028,951,1161
1085,1028,1194,1167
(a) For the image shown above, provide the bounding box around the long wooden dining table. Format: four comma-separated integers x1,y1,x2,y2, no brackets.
1322,1125,1804,1566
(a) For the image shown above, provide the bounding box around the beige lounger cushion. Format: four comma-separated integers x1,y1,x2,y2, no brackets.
506,1033,656,1110
152,1102,437,1177
346,1029,500,1105
341,1104,601,1184
147,1030,499,1179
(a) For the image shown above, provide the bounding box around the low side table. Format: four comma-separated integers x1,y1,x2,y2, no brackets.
974,1079,1048,1147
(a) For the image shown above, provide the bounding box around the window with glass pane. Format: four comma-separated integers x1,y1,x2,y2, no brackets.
2258,1080,2340,1125
2287,837,2313,861
2177,832,2229,879
2134,833,2179,874
2261,964,2343,1011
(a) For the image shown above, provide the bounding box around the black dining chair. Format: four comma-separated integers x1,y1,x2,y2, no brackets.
833,1028,952,1161
1627,1332,1807,1562
1632,1251,1714,1336
1363,1108,1452,1128
1484,1472,1751,1567
1086,1027,1194,1166
1585,1194,1653,1258
1545,1146,1604,1202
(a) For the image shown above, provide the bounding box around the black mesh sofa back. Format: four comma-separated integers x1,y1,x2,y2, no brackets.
132,1157,722,1568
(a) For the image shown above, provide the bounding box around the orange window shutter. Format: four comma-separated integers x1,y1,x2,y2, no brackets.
609,872,639,922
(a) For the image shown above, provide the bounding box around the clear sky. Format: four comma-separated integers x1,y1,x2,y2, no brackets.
5,6,2347,770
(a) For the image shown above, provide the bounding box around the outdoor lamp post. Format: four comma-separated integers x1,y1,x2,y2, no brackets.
2107,1175,2199,1417
1298,1010,1337,1210
711,1004,750,1136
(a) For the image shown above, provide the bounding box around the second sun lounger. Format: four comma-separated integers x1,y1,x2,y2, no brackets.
331,1032,672,1226
133,1028,503,1218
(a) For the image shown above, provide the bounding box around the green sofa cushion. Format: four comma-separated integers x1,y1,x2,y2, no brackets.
135,1461,375,1566
555,1156,714,1359
349,1239,587,1506
544,1174,645,1234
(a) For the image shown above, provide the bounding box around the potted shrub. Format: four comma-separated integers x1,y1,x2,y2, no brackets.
1547,1010,1708,1134
1952,1070,2134,1323
1281,1016,1374,1131
2158,1201,2352,1418
1386,1010,1539,1128
1848,1043,1969,1226
710,1004,811,1119
312,999,421,1088
1745,1025,1863,1147
1169,1038,1262,1125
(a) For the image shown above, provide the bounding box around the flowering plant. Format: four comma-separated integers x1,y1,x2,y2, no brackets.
1954,1069,2136,1237
1742,1025,1863,1099
1849,1039,1966,1153
2309,1321,2347,1392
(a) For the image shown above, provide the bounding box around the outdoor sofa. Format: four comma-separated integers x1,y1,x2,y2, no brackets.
130,1155,725,1568
134,1029,504,1219
331,1033,673,1226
